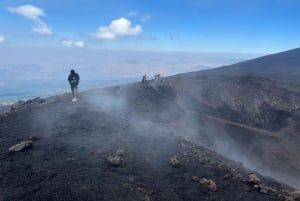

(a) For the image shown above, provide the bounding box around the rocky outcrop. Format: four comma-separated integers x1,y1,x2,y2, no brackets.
200,178,218,191
10,97,46,112
107,155,123,166
248,173,261,185
170,155,180,167
107,149,126,166
9,140,33,152
1,55,300,200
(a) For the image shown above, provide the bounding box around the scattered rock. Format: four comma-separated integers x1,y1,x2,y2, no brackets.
200,178,217,191
253,184,260,190
10,97,46,112
170,155,180,167
107,156,122,166
285,196,295,201
32,97,46,104
218,163,225,168
10,101,25,111
66,157,75,162
292,191,300,199
223,174,232,180
9,141,33,152
233,173,243,180
259,185,270,194
224,173,243,181
248,173,261,184
178,142,187,148
192,176,200,182
116,149,125,156
247,173,272,194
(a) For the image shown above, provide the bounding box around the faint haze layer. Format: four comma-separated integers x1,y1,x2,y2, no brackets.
0,46,259,103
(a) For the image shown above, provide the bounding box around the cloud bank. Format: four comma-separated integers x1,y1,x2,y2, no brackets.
61,40,85,48
7,4,53,35
92,17,142,40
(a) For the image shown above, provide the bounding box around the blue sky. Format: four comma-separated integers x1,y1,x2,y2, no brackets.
0,0,300,54
0,0,300,102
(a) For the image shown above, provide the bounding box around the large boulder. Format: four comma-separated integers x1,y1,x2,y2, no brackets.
248,173,261,184
9,141,33,152
200,178,218,191
170,155,180,167
107,156,122,166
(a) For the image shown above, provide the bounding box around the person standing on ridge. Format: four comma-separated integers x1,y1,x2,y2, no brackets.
68,69,80,101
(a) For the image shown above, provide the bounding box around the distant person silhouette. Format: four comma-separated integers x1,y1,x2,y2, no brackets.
68,69,80,101
142,74,148,85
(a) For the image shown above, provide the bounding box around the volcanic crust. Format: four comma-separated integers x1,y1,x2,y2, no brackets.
1,74,300,200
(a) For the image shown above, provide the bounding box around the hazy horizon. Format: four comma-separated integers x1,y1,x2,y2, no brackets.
1,0,299,103
0,46,260,103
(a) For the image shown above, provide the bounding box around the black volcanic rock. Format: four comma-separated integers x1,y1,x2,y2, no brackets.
202,47,300,85
0,80,298,201
1,48,300,200
0,104,10,113
167,74,300,131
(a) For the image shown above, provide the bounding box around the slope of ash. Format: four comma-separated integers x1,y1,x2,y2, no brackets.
0,80,299,201
165,73,300,189
200,47,300,87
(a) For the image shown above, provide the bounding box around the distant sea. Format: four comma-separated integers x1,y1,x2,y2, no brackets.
0,78,138,105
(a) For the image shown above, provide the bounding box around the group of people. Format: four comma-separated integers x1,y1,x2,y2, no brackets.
67,69,163,102
141,73,161,85
154,73,160,79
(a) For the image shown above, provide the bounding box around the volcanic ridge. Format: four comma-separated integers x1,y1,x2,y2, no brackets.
1,48,300,201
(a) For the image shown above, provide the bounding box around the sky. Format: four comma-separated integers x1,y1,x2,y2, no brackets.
0,0,299,53
0,0,300,102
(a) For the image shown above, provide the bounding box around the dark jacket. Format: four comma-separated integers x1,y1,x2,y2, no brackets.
68,72,80,85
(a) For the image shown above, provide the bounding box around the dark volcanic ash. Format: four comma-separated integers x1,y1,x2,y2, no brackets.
1,71,300,200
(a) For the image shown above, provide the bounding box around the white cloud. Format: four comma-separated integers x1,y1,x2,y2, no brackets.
0,35,5,43
141,14,151,22
7,4,53,35
73,41,85,48
61,40,85,48
7,4,44,19
92,17,142,40
32,18,53,35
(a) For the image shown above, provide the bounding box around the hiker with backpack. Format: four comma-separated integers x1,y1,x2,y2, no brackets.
68,69,80,102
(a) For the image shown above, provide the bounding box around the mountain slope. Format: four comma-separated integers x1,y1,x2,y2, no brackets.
217,48,300,73
0,86,297,201
202,47,300,85
1,48,300,200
